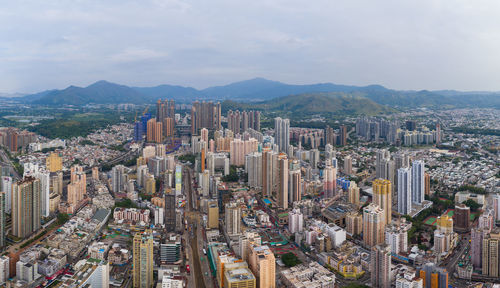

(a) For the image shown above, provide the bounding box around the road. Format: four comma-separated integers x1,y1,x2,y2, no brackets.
0,148,20,179
184,167,207,288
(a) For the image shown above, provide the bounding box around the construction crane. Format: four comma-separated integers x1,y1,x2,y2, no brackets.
143,105,149,115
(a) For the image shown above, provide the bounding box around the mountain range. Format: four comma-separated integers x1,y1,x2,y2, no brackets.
6,78,500,109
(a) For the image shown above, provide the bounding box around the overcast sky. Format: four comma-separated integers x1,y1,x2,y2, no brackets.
1,0,500,93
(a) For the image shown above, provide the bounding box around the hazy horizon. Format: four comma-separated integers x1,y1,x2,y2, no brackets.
2,0,500,93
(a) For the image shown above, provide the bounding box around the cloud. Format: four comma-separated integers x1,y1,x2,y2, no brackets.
1,0,500,92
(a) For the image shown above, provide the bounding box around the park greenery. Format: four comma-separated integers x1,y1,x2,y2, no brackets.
281,252,301,267
178,153,196,165
458,185,487,194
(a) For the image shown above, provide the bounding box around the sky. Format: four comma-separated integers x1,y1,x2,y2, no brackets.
1,0,500,93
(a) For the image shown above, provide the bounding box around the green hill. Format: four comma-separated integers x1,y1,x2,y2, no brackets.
222,92,394,116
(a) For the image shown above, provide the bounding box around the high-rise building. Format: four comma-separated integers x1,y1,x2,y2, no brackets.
436,123,441,145
245,152,262,189
397,168,412,215
227,110,260,134
225,202,241,236
133,230,154,288
385,219,411,255
471,228,489,269
156,99,175,122
339,125,347,146
191,101,222,135
323,164,337,199
371,244,391,288
248,245,275,288
288,208,303,234
146,118,163,143
424,172,431,196
224,262,256,288
0,175,11,214
12,177,41,238
363,203,386,247
288,160,301,204
261,148,276,198
417,263,448,288
411,160,425,205
0,193,5,248
325,126,336,146
346,212,363,236
348,181,360,207
111,165,126,193
278,154,289,209
482,229,500,277
373,179,392,225
164,192,176,232
454,204,471,233
208,201,219,229
274,117,290,154
343,155,352,175
0,255,9,286
376,149,390,179
46,152,62,172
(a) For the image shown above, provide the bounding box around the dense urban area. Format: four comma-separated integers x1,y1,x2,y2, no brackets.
0,99,498,288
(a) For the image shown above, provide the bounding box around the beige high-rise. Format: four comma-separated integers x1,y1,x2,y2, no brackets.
248,245,275,288
46,152,62,172
373,179,392,225
12,177,41,238
363,203,385,247
482,230,500,277
348,181,360,207
133,230,154,288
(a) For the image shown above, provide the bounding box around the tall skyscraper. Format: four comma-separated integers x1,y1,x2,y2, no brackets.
46,152,62,172
397,168,412,215
371,244,391,288
471,228,489,269
278,154,289,209
164,192,176,232
411,160,425,205
227,110,260,133
343,155,352,175
0,193,5,248
261,148,276,198
417,263,448,288
274,117,290,154
225,202,242,236
133,230,154,288
323,164,337,199
482,229,500,277
248,245,275,288
288,160,301,204
363,204,386,247
373,179,392,225
324,125,336,146
245,152,262,189
339,125,347,146
112,165,125,193
376,149,390,179
348,181,360,207
156,99,175,129
454,204,471,233
12,177,41,238
191,101,222,135
436,123,441,145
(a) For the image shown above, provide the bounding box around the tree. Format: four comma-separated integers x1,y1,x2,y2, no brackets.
463,199,481,211
281,252,301,267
